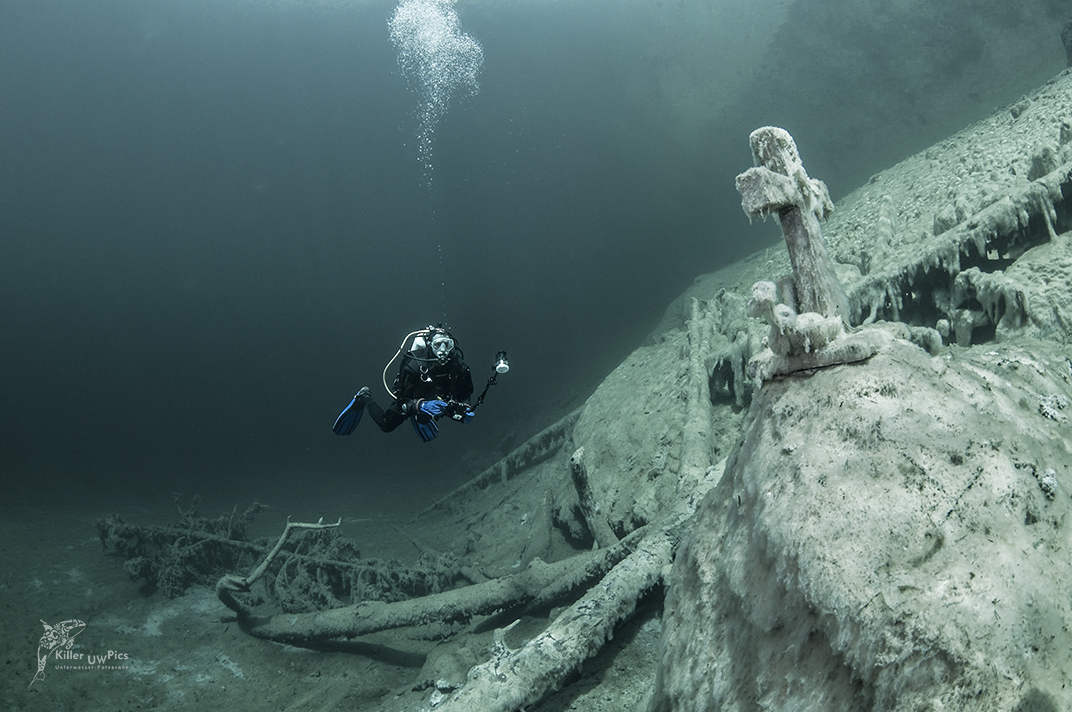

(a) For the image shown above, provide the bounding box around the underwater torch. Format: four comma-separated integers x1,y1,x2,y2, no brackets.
474,350,509,409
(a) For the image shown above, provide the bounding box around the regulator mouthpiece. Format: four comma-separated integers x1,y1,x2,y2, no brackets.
494,351,510,374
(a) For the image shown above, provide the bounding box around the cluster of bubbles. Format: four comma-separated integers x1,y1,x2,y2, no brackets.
389,0,484,185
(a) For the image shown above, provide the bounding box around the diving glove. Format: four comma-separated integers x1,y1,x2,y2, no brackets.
332,387,371,435
415,399,449,423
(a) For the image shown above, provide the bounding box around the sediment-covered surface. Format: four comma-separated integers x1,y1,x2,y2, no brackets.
653,338,1072,711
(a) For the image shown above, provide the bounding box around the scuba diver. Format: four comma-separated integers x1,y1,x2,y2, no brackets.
333,325,508,443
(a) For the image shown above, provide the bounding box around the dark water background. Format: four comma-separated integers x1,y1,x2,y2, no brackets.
1,0,1066,509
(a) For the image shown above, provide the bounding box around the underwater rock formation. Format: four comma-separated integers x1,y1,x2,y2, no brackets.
652,338,1072,711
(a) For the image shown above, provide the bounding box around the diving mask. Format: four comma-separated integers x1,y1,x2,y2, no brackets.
431,333,455,363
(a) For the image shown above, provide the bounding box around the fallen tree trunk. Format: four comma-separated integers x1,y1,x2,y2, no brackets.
569,446,620,550
218,525,648,645
433,524,677,712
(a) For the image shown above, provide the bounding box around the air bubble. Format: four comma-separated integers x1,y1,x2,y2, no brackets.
389,0,483,186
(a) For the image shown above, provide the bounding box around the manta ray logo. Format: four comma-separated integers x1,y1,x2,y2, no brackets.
30,618,85,687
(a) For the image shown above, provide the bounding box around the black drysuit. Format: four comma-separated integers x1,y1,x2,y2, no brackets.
366,351,474,432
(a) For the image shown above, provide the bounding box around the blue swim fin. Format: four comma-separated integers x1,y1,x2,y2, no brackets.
411,415,439,442
333,388,370,436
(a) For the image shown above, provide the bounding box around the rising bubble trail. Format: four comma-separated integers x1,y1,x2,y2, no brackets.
389,0,484,187
389,0,483,318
